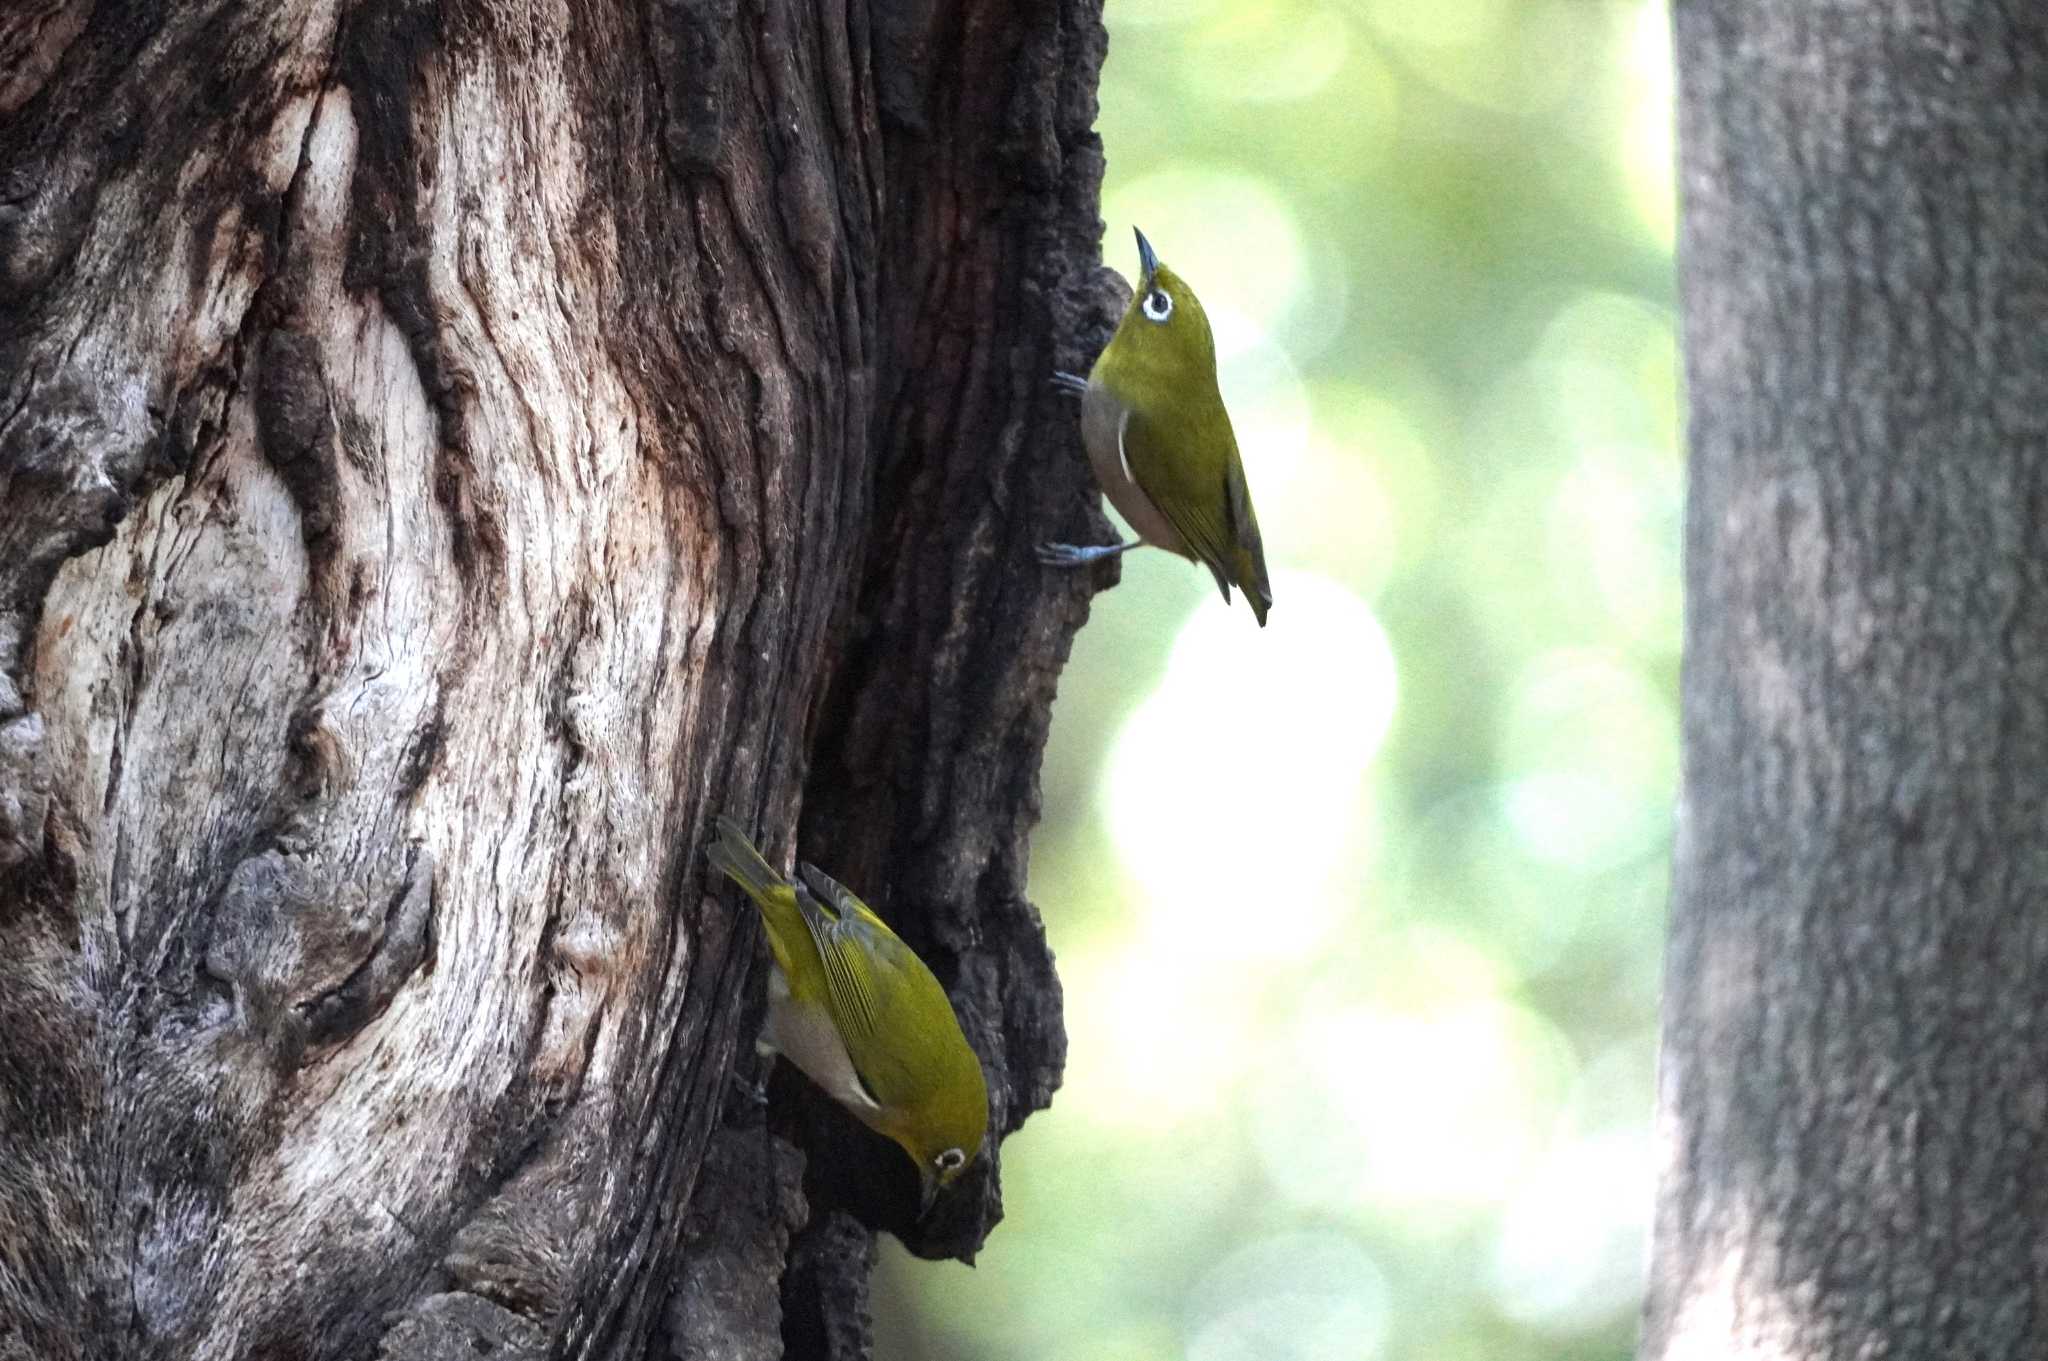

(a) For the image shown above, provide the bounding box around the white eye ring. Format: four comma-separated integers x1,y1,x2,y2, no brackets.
1142,289,1173,323
935,1147,966,1172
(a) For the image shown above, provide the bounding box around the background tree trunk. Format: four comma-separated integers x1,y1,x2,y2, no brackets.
0,2,1115,1357
1646,5,2048,1358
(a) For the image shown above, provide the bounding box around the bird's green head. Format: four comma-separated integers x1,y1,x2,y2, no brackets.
1096,227,1220,394
889,1054,990,1217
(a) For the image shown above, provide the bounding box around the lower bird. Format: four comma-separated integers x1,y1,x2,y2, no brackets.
706,817,989,1214
1039,226,1274,626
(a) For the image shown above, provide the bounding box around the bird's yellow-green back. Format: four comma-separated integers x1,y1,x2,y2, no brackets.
706,819,989,1196
1091,241,1274,624
791,863,989,1176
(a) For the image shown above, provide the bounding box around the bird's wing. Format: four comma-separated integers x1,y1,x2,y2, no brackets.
791,875,885,1046
1221,441,1273,624
793,864,958,1108
1122,403,1250,608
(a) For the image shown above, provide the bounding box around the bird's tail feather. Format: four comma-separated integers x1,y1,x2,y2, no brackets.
707,817,788,902
1239,557,1272,627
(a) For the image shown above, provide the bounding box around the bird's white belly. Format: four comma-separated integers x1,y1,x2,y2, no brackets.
1081,385,1187,555
763,970,882,1118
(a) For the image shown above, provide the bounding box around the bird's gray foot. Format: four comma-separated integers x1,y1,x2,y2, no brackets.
730,1061,771,1110
1050,370,1090,395
1036,540,1138,568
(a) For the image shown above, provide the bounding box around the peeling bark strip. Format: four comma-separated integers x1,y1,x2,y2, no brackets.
1647,6,2048,1360
0,1,1117,1357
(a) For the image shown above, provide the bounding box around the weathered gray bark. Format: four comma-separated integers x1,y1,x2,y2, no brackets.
0,2,1115,1357
1645,6,2048,1358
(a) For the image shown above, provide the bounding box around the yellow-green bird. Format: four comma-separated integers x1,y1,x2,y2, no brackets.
1039,226,1274,626
706,817,990,1213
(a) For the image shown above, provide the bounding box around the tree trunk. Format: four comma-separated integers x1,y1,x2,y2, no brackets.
1646,5,2048,1358
0,3,1113,1357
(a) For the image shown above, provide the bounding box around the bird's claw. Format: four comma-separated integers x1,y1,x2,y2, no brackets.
1049,370,1089,395
1037,540,1137,568
729,1063,771,1111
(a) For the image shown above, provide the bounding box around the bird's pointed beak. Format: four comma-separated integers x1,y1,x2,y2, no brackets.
918,1173,941,1221
1133,226,1158,283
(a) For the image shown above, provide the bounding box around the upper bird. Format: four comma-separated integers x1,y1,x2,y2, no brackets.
706,817,989,1215
1039,227,1273,626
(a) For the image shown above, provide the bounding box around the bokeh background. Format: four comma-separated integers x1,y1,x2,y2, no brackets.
882,1,1679,1356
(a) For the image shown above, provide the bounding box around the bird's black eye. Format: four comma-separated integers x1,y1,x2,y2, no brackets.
935,1147,966,1173
1142,288,1173,323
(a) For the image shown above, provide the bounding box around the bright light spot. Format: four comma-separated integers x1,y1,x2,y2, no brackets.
1081,573,1392,1126
1111,0,1228,27
1072,1323,1182,1361
1060,935,1255,1129
1250,927,1520,1213
1460,292,1678,653
1513,0,1608,114
1359,0,1508,50
1367,922,1519,1007
1107,570,1396,965
1549,445,1681,643
1623,0,1677,248
1565,1031,1661,1136
1187,1232,1391,1361
1489,1128,1652,1331
1103,169,1308,338
1504,772,1645,871
1497,293,1679,641
1500,660,1673,877
1507,648,1671,784
1531,291,1680,453
1248,1067,1357,1213
1501,649,1675,869
1214,303,1313,497
1295,1000,1575,1211
1289,383,1442,588
1416,799,1669,979
1274,430,1398,593
1184,4,1354,104
1359,0,1584,114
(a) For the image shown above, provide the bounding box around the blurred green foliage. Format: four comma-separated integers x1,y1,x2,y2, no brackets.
880,2,1679,1357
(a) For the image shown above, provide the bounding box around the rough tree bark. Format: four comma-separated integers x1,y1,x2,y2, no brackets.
0,2,1118,1358
1645,6,2048,1359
